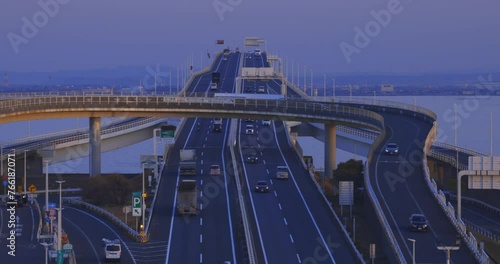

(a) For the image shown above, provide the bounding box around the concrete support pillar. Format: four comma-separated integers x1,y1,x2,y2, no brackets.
325,123,337,179
89,117,101,177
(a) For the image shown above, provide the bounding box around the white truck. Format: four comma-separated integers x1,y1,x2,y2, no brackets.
179,149,196,176
176,180,199,215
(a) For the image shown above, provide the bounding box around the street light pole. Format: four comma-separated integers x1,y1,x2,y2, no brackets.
45,160,49,215
153,128,161,182
24,150,27,194
333,78,336,102
40,242,53,264
408,238,416,264
142,163,146,233
55,180,65,264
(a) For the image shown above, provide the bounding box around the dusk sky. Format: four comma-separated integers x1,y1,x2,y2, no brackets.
1,0,499,74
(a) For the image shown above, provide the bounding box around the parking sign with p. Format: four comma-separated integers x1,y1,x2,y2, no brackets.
132,192,142,217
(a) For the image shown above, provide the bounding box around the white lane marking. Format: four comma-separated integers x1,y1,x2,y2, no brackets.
63,215,102,264
270,179,273,185
200,180,203,185
200,218,203,226
238,119,269,264
201,152,204,156
200,169,203,175
284,218,288,226
289,234,294,243
297,254,302,263
200,254,203,263
278,203,282,210
274,191,277,197
200,234,203,243
201,160,203,165
263,160,266,165
273,121,337,264
200,190,203,198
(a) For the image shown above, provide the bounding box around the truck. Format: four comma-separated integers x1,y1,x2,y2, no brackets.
213,118,222,132
212,72,221,85
179,149,197,176
177,180,199,215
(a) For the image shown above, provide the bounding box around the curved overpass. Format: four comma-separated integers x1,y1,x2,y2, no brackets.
0,94,384,132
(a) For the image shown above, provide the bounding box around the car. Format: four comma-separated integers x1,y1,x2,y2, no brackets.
408,214,429,232
257,86,265,93
209,165,221,176
255,181,269,193
276,166,289,180
102,238,122,261
247,154,259,163
210,82,217,90
254,49,261,56
244,119,254,123
245,125,254,134
384,143,399,155
222,57,228,61
244,87,253,93
261,120,271,126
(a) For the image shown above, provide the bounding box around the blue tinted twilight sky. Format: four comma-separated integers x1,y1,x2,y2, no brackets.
0,0,499,74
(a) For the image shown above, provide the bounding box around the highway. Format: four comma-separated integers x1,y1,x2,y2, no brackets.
238,52,360,263
148,52,242,264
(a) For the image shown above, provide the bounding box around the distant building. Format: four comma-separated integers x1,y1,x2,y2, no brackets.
381,84,394,92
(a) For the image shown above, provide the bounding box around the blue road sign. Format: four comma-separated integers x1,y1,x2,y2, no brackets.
45,217,50,223
48,203,56,209
2,180,6,186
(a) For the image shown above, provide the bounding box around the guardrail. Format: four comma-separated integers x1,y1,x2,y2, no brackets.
424,164,489,263
229,118,256,264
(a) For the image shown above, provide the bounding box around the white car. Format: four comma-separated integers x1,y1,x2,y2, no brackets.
210,82,217,90
245,125,254,134
262,120,271,126
102,238,121,261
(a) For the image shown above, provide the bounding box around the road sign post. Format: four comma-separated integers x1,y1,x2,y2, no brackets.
132,192,142,217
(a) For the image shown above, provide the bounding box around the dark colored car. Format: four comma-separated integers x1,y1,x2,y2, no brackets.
409,214,429,232
384,143,399,155
247,154,258,163
255,181,269,193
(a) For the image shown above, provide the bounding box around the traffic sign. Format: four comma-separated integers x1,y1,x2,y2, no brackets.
49,209,56,216
142,192,147,198
132,192,142,217
2,180,6,186
45,217,50,223
28,184,37,193
48,203,56,209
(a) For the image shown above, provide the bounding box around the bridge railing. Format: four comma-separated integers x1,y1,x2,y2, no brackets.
310,96,437,121
0,117,168,161
0,117,130,147
0,95,385,132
